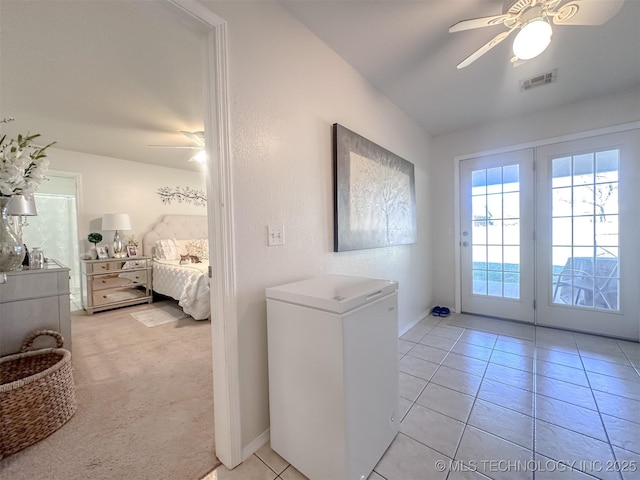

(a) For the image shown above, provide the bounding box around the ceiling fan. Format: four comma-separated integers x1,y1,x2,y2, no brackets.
149,131,206,164
450,0,624,69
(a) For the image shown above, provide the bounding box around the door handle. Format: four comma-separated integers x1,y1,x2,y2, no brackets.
462,241,469,247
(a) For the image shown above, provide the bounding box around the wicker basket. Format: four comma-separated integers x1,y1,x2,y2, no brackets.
0,330,77,459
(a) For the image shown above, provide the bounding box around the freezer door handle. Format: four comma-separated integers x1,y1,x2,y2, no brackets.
365,290,384,301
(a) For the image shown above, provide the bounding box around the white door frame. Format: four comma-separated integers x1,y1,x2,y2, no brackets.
166,1,241,469
454,121,640,319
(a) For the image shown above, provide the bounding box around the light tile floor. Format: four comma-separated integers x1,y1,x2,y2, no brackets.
203,313,640,480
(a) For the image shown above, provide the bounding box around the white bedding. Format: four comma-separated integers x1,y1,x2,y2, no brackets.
152,259,210,320
141,215,211,320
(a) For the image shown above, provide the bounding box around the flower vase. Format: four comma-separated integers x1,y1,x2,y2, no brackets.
0,197,25,271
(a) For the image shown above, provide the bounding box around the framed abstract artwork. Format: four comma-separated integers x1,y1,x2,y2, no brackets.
333,123,417,252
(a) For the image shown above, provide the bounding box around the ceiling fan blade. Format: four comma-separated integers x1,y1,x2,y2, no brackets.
181,130,205,146
456,27,516,69
551,0,624,26
148,145,201,149
449,13,512,33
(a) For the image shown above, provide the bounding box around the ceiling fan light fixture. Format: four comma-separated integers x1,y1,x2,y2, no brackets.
513,18,552,60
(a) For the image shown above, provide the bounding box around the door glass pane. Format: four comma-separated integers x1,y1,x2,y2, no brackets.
503,192,519,218
595,183,618,215
504,220,519,245
487,219,502,245
486,168,502,194
551,150,620,311
472,169,487,195
573,217,594,246
487,193,503,219
552,217,572,246
573,153,594,185
552,187,572,217
552,157,572,187
596,150,618,182
573,186,595,215
471,164,520,299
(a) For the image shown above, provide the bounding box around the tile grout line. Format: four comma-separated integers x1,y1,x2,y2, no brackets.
575,338,626,480
253,452,282,479
444,323,496,478
399,319,461,424
398,317,476,476
616,339,640,378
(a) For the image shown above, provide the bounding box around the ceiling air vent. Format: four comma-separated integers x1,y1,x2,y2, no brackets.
520,68,558,92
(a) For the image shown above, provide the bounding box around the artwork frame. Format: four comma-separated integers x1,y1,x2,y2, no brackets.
333,123,416,252
127,245,138,257
96,245,109,259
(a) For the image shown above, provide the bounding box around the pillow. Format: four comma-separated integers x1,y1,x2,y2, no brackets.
174,239,191,257
155,239,180,260
175,238,209,261
186,238,209,261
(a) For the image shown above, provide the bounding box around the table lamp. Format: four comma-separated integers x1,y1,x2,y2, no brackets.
7,194,37,239
101,213,131,258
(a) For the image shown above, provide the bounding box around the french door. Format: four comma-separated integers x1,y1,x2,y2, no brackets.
535,131,640,340
460,149,535,323
460,129,640,340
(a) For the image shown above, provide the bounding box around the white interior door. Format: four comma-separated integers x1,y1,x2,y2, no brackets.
535,130,640,340
460,149,535,323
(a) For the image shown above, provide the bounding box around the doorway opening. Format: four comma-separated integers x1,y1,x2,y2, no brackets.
23,172,81,309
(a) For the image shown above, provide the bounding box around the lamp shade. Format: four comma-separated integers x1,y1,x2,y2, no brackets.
101,213,132,231
7,195,37,216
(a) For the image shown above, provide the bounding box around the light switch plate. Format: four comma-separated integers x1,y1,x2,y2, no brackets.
268,225,285,246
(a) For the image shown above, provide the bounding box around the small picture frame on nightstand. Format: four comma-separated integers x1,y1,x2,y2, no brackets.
97,246,109,259
127,245,138,257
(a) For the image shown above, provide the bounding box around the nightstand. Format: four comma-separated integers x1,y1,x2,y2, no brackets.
81,256,152,314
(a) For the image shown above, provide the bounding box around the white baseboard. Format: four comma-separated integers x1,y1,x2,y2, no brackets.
242,428,270,461
399,308,432,337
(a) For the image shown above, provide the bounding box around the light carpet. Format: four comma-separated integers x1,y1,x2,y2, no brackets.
0,301,220,480
131,304,190,327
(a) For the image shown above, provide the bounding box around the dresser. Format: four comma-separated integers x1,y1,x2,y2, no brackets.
81,257,152,314
0,260,71,356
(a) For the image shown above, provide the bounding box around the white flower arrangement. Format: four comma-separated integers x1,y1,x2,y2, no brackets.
0,117,55,197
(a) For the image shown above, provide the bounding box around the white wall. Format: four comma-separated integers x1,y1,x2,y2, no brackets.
204,1,433,450
46,148,206,255
429,86,640,309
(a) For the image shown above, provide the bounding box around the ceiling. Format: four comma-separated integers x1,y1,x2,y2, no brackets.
1,1,639,171
281,0,640,136
0,0,205,171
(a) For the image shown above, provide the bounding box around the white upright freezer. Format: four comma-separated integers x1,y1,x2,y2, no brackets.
265,275,399,480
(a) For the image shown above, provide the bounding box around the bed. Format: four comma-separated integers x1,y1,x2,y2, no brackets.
142,215,210,320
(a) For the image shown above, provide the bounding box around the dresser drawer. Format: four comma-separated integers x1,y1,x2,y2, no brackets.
126,259,150,269
93,287,147,306
90,271,148,291
86,259,149,274
90,261,119,273
0,270,65,303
